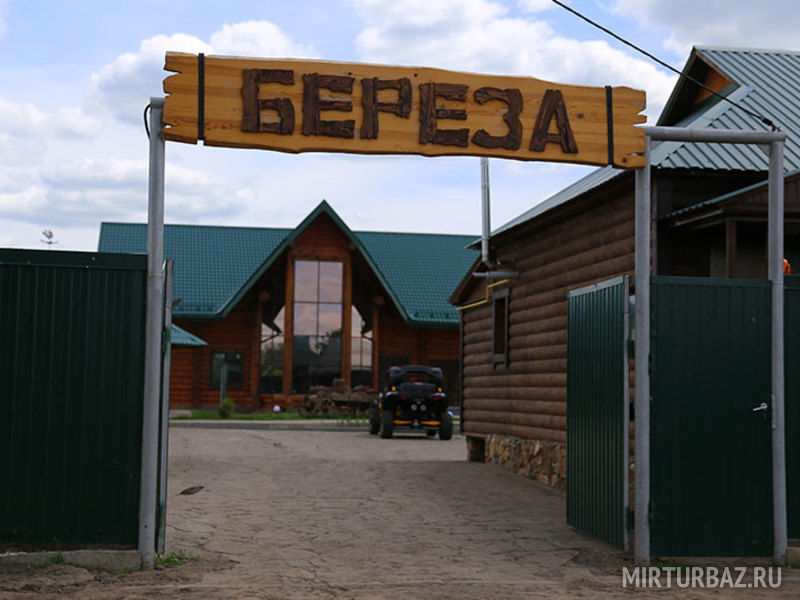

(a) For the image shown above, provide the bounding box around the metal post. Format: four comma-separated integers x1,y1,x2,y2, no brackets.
634,135,651,566
139,97,165,569
480,156,491,267
768,139,787,566
156,258,173,555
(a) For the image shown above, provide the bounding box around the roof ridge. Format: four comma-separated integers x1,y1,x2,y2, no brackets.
698,46,800,57
101,221,475,239
101,221,293,232
355,230,477,238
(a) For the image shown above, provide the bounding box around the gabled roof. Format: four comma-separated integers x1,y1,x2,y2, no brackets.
99,201,478,328
483,46,800,243
171,324,207,347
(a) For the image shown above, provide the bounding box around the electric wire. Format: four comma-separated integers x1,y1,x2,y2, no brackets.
143,103,151,139
548,0,778,130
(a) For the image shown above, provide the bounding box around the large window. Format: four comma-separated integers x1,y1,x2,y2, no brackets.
260,306,285,393
292,260,343,392
351,306,373,387
493,288,509,366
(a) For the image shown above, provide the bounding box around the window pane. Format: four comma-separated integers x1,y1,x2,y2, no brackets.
319,261,343,302
211,352,242,389
318,303,342,339
260,306,285,394
294,260,318,302
362,338,372,367
315,334,342,386
294,302,318,335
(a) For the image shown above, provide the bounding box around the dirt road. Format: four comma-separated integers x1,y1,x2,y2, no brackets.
2,427,798,599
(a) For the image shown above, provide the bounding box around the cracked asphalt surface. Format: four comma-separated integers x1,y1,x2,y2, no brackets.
2,428,799,599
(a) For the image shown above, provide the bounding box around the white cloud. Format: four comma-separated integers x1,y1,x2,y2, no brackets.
209,20,315,58
517,0,560,12
0,97,98,140
89,21,316,125
350,0,676,119
611,0,799,56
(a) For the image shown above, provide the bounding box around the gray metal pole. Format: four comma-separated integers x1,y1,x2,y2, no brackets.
634,135,651,566
768,139,787,566
156,258,173,556
643,126,784,145
139,97,165,569
480,156,491,267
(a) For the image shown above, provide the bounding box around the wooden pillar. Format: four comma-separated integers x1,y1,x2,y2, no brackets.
726,219,737,278
342,254,352,387
416,328,424,364
283,253,295,396
372,304,380,389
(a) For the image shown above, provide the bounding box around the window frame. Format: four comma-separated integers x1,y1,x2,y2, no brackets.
492,288,510,367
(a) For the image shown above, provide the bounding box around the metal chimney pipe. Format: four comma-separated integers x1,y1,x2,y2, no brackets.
480,156,491,267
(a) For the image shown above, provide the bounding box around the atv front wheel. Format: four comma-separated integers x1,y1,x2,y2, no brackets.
439,412,453,440
368,407,381,435
380,409,395,439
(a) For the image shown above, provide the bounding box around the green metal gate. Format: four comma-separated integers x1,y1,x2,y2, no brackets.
0,249,146,547
567,276,630,550
650,276,772,556
786,275,800,538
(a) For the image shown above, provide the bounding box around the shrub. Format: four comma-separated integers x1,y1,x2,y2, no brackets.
218,397,235,418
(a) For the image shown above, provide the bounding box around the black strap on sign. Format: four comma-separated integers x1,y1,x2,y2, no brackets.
197,53,205,142
605,85,614,167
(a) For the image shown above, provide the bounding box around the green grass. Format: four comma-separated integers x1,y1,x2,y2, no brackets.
154,550,199,568
172,409,367,421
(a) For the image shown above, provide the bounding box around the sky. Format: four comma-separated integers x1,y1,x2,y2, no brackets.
0,0,798,250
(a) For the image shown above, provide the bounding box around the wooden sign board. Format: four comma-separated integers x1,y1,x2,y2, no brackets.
163,52,646,168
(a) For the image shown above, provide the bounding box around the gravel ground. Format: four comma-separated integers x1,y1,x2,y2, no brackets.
1,428,798,599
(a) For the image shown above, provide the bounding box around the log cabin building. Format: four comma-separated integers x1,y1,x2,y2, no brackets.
99,201,478,408
450,46,800,488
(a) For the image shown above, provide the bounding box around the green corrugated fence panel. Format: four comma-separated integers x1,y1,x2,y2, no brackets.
0,249,146,547
650,276,772,557
786,275,800,538
567,276,628,550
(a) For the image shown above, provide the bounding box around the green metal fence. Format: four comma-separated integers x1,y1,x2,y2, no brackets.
786,275,800,538
650,276,772,557
0,249,146,547
567,276,630,550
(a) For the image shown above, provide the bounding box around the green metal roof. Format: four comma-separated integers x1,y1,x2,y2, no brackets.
487,46,800,241
171,324,207,347
98,202,478,328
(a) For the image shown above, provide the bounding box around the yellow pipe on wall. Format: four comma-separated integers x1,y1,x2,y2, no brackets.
456,279,511,312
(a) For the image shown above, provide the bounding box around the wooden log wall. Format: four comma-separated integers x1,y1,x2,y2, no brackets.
377,307,459,364
171,293,258,407
169,346,203,407
460,179,636,443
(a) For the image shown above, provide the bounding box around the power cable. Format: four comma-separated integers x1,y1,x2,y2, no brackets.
549,0,777,130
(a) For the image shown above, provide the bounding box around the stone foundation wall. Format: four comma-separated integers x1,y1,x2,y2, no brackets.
483,435,567,491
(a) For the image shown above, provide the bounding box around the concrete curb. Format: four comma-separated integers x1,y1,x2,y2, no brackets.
169,419,369,432
0,549,141,571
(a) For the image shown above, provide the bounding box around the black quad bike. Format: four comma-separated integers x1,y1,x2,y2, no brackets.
369,365,453,440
